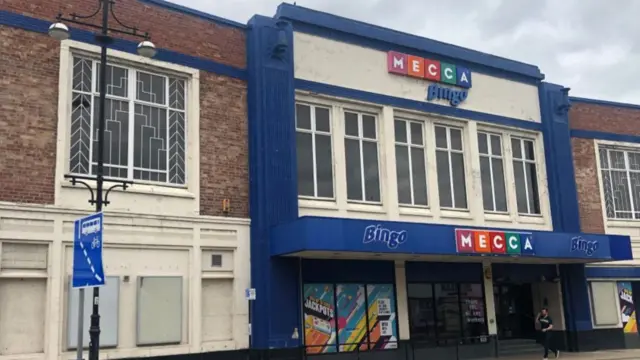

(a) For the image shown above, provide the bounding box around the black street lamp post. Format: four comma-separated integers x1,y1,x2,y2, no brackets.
48,2,156,360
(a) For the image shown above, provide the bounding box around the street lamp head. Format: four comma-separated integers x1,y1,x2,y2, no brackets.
48,22,70,41
137,40,157,58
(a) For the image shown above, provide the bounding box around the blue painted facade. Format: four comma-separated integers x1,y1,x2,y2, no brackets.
246,3,637,351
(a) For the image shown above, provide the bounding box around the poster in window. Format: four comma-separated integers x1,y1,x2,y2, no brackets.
617,282,637,333
303,284,337,353
366,284,398,349
336,284,368,352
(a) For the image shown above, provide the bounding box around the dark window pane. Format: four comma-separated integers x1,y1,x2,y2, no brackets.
513,161,528,213
491,135,502,156
395,120,407,143
434,283,461,340
451,153,467,208
315,107,330,132
408,284,435,342
435,126,448,149
610,151,626,169
410,122,424,146
525,163,541,214
601,170,616,218
362,115,377,139
478,133,488,155
316,135,334,198
362,141,380,202
460,284,487,338
511,138,522,159
296,104,311,130
524,140,535,160
345,139,363,200
599,149,609,168
436,150,452,208
345,112,359,136
396,145,412,205
296,132,314,196
493,159,508,212
480,157,493,211
450,128,463,150
411,148,428,206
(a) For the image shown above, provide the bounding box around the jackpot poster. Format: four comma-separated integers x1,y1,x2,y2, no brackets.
336,284,368,351
366,284,398,349
617,282,637,334
303,284,337,353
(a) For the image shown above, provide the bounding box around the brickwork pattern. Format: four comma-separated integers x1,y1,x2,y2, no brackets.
570,102,640,136
569,102,640,233
1,1,248,217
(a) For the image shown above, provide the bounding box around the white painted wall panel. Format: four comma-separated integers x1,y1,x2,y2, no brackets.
201,279,233,342
294,33,541,123
0,278,46,355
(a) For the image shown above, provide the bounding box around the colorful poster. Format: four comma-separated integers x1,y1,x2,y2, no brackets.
336,284,368,351
303,284,337,353
617,282,637,334
366,284,398,349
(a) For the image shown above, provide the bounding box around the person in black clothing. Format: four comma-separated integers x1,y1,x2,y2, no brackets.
537,308,560,359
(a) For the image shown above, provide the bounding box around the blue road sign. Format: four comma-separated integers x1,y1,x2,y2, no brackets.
72,212,105,288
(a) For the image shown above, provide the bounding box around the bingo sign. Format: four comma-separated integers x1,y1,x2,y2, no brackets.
387,51,471,107
455,228,535,256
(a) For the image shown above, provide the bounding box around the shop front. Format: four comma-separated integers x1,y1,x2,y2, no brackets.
267,217,632,358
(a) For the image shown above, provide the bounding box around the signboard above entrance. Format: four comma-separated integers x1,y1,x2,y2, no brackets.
387,51,472,89
455,228,535,256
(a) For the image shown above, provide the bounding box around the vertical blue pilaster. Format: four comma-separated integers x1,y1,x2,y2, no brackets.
247,16,301,348
539,83,593,347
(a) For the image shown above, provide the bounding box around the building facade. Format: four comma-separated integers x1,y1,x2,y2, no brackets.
0,1,250,359
570,98,640,350
247,3,633,359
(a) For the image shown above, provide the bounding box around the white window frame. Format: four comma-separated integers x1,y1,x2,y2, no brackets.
598,146,640,221
434,124,467,210
511,136,541,216
295,102,335,200
344,110,381,204
478,131,508,213
394,118,428,208
68,57,188,186
54,40,200,200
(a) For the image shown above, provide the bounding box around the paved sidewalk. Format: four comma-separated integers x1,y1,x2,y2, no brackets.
494,348,640,359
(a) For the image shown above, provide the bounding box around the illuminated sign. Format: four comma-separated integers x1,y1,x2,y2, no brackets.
455,228,535,255
363,224,407,249
387,51,472,89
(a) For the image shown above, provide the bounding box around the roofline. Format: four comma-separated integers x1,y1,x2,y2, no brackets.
275,2,544,81
570,96,640,111
139,0,246,30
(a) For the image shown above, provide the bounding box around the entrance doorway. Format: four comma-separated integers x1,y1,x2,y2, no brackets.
494,283,536,339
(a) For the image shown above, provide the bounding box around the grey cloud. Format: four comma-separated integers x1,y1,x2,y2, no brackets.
172,0,638,103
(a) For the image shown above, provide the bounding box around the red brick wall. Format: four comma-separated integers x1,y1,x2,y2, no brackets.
0,1,248,218
569,102,640,233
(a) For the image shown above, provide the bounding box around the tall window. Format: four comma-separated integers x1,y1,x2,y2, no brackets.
344,111,380,202
296,104,334,198
395,119,428,206
69,57,186,185
478,132,507,212
599,147,640,220
435,125,467,209
511,137,540,215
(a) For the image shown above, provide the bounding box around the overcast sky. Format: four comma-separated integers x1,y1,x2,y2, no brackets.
172,0,639,104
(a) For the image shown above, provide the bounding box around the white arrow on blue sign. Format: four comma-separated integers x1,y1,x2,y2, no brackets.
72,212,106,288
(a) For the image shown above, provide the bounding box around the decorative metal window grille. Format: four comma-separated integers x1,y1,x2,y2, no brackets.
599,147,640,220
69,56,187,185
